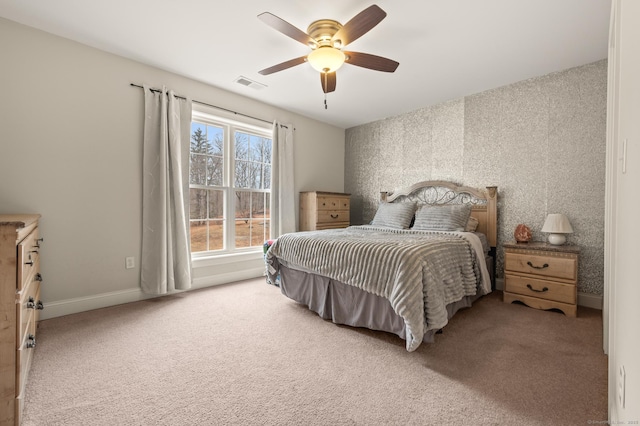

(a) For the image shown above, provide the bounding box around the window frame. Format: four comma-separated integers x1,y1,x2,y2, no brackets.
190,106,273,259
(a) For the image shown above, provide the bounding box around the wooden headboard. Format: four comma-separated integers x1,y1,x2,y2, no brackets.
380,180,498,248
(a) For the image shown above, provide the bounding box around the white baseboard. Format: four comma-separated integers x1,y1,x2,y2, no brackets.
577,292,603,310
40,267,265,320
41,269,603,321
495,277,603,310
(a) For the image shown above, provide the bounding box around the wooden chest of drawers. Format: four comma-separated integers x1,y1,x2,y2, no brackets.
503,241,579,317
299,191,350,231
1,214,43,425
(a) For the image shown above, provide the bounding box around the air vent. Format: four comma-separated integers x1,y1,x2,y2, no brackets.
234,76,267,90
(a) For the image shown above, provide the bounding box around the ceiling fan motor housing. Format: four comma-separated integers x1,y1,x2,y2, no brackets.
307,19,343,48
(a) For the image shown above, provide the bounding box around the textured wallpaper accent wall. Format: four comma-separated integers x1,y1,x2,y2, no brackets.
345,60,607,296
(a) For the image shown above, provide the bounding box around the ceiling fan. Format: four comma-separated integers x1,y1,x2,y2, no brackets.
257,5,399,103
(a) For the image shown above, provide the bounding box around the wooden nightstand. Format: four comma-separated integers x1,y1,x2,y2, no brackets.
503,241,579,317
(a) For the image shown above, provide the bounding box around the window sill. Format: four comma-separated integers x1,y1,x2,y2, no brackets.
192,250,264,268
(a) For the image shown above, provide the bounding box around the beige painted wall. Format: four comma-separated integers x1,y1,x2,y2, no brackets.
0,18,345,318
345,60,607,297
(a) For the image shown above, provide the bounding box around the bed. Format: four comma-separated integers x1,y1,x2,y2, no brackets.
266,181,498,351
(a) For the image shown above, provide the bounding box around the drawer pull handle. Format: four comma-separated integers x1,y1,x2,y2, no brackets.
27,297,36,309
527,284,549,293
35,273,43,282
26,334,36,349
527,261,549,270
331,214,339,219
36,300,44,310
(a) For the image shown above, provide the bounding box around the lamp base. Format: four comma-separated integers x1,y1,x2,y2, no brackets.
547,233,566,245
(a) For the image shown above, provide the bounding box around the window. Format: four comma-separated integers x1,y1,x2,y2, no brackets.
189,109,272,255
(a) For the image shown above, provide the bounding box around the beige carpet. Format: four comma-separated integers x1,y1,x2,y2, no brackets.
22,278,607,425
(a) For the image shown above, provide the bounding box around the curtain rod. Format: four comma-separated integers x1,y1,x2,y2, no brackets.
130,83,290,129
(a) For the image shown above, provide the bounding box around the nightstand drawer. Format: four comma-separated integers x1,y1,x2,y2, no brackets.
505,274,576,304
505,252,576,281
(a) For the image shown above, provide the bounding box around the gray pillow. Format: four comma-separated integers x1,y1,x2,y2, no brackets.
371,202,416,229
412,204,472,231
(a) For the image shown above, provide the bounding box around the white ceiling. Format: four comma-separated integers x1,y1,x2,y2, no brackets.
0,0,611,129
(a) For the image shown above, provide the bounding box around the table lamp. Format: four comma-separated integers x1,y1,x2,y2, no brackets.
541,213,573,245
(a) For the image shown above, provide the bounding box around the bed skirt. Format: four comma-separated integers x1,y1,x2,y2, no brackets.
279,265,483,344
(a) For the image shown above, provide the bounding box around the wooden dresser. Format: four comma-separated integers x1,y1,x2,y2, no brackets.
503,241,579,317
299,191,350,231
1,214,43,425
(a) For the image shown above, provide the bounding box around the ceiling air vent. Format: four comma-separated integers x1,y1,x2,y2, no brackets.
234,76,267,90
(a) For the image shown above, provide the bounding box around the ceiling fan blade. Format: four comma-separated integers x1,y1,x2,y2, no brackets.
258,12,317,47
259,56,307,75
344,51,399,73
332,5,387,47
321,72,336,93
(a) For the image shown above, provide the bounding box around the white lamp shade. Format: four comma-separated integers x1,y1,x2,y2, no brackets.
541,213,573,245
307,47,346,73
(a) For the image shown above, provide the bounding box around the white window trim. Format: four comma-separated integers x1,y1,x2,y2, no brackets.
190,105,273,259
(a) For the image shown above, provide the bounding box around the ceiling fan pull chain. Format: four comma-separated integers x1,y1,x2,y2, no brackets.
324,72,328,109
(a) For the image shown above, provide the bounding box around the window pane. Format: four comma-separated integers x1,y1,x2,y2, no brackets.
263,164,271,190
208,219,224,251
235,219,251,248
251,192,265,217
263,138,272,164
208,189,224,219
190,189,207,220
250,218,265,246
208,125,223,155
235,191,250,219
190,221,207,252
211,134,223,156
264,195,270,220
190,153,207,185
251,163,262,189
235,160,250,188
264,219,271,241
235,132,248,160
207,156,223,186
248,134,262,162
191,123,209,154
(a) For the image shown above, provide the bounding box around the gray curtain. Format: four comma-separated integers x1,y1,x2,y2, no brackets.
270,122,296,237
141,85,192,294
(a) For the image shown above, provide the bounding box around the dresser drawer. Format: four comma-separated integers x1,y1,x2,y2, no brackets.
317,196,350,211
16,317,37,403
17,281,41,345
505,274,576,304
317,209,350,224
504,252,576,281
17,227,40,292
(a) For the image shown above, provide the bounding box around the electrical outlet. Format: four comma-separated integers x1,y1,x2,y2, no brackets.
618,365,626,408
125,257,135,269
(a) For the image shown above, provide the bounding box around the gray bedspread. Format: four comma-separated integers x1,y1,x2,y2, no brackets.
266,226,490,351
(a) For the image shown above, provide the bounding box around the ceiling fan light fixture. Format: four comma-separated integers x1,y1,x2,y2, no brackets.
307,47,345,73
